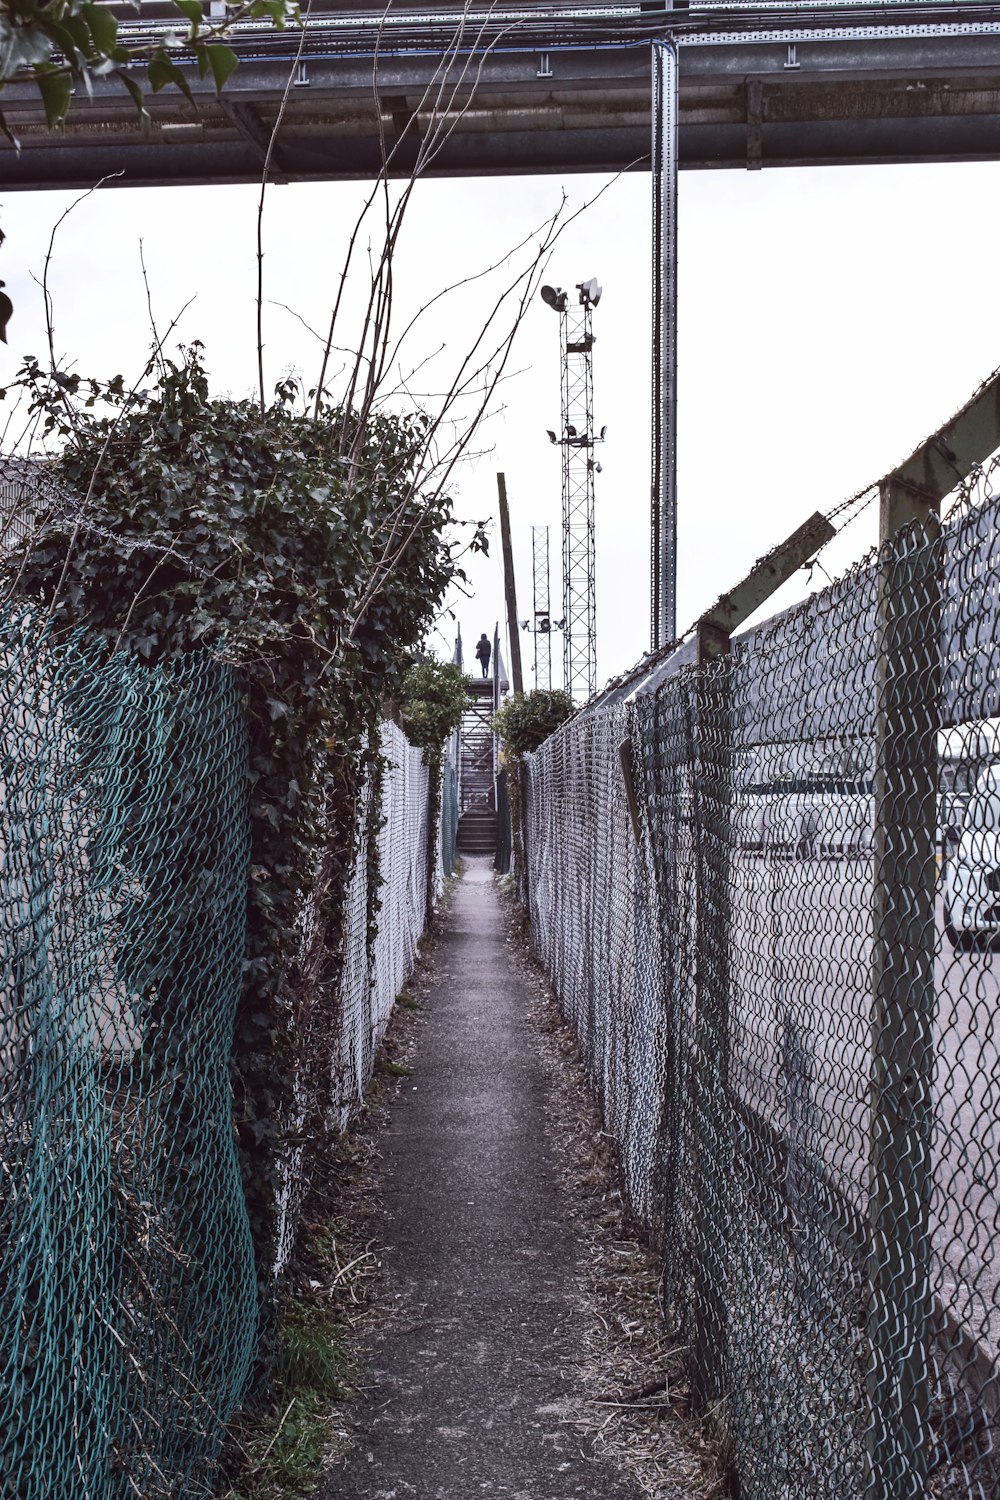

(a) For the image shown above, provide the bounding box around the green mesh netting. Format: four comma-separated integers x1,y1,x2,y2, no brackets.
0,605,257,1499
440,758,458,878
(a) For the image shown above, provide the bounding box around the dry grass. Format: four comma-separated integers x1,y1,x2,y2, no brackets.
499,890,728,1500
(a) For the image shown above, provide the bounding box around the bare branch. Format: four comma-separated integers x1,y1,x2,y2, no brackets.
40,172,124,437
138,239,165,380
257,0,315,414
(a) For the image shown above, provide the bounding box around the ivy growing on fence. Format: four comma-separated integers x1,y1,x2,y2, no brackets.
1,345,471,1359
401,657,467,918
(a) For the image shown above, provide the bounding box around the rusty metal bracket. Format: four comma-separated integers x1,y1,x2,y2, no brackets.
633,509,835,696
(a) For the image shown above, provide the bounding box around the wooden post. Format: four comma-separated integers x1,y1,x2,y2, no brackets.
497,473,524,697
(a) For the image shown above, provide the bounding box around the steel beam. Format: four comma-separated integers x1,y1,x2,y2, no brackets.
4,9,1000,187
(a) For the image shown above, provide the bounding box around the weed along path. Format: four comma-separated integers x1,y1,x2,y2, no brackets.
321,855,644,1500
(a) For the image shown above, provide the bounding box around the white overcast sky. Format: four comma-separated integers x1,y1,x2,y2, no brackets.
2,157,1000,692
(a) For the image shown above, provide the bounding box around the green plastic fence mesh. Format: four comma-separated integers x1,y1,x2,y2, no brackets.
0,605,256,1499
440,758,458,879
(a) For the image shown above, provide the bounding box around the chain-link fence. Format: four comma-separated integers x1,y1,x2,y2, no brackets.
0,589,441,1493
333,722,434,1130
524,462,1000,1497
0,604,256,1499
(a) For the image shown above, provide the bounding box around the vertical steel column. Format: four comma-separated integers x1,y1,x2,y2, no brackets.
651,39,679,652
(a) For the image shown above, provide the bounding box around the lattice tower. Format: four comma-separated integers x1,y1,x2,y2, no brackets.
558,300,598,702
532,524,553,690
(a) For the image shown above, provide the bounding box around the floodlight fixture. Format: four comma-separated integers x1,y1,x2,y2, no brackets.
541,278,603,701
599,425,607,440
546,430,557,444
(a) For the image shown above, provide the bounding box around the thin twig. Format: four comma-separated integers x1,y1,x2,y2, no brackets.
138,239,165,379
257,0,314,413
253,1397,297,1469
40,172,124,436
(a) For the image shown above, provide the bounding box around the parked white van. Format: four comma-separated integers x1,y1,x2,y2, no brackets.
943,765,1000,949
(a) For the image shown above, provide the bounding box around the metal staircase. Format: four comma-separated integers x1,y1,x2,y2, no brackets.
456,680,498,856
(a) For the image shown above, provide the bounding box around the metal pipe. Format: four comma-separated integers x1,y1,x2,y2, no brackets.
651,37,679,651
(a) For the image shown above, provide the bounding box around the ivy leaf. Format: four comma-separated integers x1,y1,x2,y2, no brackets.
61,14,94,57
202,43,238,93
82,3,119,58
35,67,72,130
172,0,204,31
0,16,54,76
118,70,149,123
0,107,21,151
250,0,288,28
147,53,194,106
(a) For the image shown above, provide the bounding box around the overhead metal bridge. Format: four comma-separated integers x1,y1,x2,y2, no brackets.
3,1,1000,188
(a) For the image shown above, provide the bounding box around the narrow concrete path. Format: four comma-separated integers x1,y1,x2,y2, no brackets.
322,857,642,1500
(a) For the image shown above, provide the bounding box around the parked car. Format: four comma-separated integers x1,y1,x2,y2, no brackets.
943,766,1000,949
738,777,873,857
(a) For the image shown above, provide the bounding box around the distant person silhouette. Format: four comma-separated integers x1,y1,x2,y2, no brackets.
475,633,492,678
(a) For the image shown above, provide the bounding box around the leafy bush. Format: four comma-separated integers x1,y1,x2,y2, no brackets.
1,343,467,1338
493,688,574,756
400,658,467,759
399,657,467,917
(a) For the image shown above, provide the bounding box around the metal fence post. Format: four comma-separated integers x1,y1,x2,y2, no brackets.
689,629,733,1418
633,513,836,1422
865,375,1000,1497
866,477,940,1498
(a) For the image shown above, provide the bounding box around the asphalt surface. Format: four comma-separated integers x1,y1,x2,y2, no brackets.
728,851,1000,1354
321,855,642,1500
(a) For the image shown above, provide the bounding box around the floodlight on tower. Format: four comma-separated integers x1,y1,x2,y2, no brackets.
541,275,604,703
540,284,568,312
